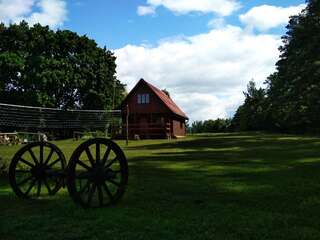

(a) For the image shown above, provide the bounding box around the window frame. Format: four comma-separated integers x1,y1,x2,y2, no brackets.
137,93,150,104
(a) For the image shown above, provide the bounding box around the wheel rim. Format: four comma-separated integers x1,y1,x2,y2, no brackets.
67,138,128,208
9,142,66,199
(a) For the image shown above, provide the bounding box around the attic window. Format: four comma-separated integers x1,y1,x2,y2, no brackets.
138,94,150,104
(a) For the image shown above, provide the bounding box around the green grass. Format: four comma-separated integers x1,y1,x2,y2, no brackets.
1,133,320,239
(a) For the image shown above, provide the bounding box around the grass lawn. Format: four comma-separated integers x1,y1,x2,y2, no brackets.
1,133,320,239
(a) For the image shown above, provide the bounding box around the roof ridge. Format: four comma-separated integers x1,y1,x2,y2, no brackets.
140,78,188,119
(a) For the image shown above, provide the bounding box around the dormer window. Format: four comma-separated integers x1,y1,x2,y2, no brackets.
137,94,150,104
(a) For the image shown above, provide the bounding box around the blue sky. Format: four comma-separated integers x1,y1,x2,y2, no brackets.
64,0,304,49
0,0,306,121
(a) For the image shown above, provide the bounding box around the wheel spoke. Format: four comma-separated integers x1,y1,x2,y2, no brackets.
19,158,35,168
96,143,100,163
43,178,52,194
40,144,44,164
102,182,113,201
25,178,37,196
106,179,120,187
101,146,111,166
97,185,103,206
48,158,60,167
85,148,95,166
87,183,96,206
17,175,33,186
28,148,39,165
77,160,91,170
44,148,54,165
105,157,118,168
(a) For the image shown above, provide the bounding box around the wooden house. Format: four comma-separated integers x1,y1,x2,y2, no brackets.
119,79,188,139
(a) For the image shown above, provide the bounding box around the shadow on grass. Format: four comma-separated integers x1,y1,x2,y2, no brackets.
125,134,320,215
1,133,320,239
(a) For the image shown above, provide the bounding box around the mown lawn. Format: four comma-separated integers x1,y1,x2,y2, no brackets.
1,133,320,240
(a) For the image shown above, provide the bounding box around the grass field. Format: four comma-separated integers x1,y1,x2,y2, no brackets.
1,133,320,240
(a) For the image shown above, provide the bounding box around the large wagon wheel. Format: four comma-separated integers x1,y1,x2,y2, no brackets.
67,138,128,208
9,142,66,199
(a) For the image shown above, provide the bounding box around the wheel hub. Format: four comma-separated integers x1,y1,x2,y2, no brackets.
90,163,115,184
91,164,106,184
32,164,49,180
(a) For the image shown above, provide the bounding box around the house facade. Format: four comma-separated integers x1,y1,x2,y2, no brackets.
119,79,188,139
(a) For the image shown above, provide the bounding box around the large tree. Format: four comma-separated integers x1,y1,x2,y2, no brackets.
266,0,320,132
0,21,125,110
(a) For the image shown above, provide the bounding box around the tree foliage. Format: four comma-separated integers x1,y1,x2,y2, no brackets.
189,118,231,133
231,81,269,131
267,0,320,132
161,89,170,98
232,0,320,133
0,21,125,110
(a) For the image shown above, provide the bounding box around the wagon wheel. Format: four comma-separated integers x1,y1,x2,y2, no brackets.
9,142,66,199
67,138,128,208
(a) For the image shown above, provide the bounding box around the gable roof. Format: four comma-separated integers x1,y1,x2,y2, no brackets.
121,79,188,120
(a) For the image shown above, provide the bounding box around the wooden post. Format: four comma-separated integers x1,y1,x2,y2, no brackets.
126,104,129,146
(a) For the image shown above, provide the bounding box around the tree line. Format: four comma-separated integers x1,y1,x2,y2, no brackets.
188,119,232,134
232,0,320,134
190,1,319,135
0,21,125,110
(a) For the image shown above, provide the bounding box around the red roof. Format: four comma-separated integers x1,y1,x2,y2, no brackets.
142,79,188,119
121,79,188,119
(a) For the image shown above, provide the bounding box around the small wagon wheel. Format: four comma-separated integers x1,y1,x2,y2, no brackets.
9,142,66,199
67,138,128,208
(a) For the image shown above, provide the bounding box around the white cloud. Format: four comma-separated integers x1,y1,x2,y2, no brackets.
240,4,306,31
0,0,34,24
208,17,225,28
138,0,241,17
25,0,67,28
115,25,281,122
0,0,67,28
137,5,156,16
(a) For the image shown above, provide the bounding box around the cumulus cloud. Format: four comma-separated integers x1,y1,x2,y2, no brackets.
0,0,34,24
115,25,281,121
137,0,241,17
0,0,67,28
240,4,306,31
25,0,67,28
137,5,156,16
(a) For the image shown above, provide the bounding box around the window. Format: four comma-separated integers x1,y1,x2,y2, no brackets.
137,94,150,104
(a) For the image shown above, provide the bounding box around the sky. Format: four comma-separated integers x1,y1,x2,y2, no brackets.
0,0,306,122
